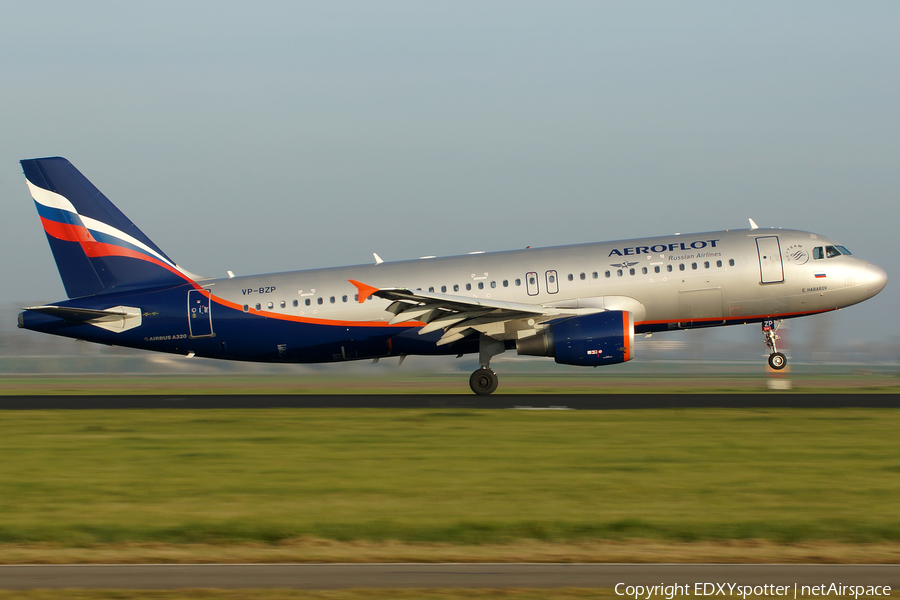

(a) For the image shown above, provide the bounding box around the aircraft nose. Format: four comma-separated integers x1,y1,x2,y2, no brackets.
866,262,888,298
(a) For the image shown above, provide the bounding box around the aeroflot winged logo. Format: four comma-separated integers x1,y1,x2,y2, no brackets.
608,239,720,257
610,261,639,269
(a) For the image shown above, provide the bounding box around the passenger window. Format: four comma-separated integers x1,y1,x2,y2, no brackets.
491,281,496,288
592,272,598,279
729,259,735,266
293,300,298,307
629,268,635,275
317,298,323,305
466,283,472,291
567,274,574,281
529,276,536,285
667,265,673,272
679,264,685,271
441,285,447,293
305,299,311,306
280,301,286,308
617,269,623,277
691,263,697,270
329,297,335,304
478,282,484,290
704,261,710,269
342,295,348,302
255,303,261,310
267,302,274,309
243,305,249,312
453,284,459,292
515,279,521,286
654,266,660,273
642,267,648,275
428,287,434,292
605,271,611,278
503,280,508,287
580,273,586,280
716,260,722,268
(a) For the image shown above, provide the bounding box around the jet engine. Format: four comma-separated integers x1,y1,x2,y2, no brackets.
515,310,634,366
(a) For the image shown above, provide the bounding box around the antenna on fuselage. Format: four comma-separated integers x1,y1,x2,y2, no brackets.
749,218,759,230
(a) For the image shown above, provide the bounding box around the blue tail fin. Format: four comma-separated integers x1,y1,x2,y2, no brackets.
22,157,197,298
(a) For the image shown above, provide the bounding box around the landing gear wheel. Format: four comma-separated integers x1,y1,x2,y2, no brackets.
469,367,499,395
768,352,787,370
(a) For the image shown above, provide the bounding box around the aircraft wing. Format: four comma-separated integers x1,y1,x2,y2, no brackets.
367,285,600,346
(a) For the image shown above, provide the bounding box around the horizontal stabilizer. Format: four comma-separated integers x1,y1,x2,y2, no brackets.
24,305,133,321
22,305,142,333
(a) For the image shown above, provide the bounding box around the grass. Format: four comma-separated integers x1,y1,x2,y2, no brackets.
1,408,899,554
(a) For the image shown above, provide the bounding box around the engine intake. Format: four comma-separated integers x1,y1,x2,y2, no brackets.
516,311,634,366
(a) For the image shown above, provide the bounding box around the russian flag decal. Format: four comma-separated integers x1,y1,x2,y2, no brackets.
815,273,827,278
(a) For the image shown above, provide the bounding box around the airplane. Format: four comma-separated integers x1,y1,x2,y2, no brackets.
18,157,887,394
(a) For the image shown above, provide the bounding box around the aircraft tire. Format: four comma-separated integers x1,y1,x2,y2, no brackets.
469,367,499,395
768,352,787,370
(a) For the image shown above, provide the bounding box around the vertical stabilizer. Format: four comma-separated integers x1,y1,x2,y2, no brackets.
22,157,196,298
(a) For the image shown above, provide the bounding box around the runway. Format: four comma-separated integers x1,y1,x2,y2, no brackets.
1,393,899,410
2,563,899,590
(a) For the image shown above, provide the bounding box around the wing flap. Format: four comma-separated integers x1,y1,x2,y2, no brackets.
364,284,607,344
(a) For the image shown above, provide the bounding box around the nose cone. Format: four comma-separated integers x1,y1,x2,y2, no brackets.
866,263,888,298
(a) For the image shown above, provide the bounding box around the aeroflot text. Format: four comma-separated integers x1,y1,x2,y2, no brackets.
614,583,891,600
609,239,720,257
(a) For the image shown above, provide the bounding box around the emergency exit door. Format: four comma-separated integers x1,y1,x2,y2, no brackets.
756,236,784,284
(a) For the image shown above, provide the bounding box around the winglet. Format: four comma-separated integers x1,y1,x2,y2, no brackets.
349,280,380,304
749,218,759,230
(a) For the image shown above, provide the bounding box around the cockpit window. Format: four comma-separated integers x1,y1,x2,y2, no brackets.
815,245,851,259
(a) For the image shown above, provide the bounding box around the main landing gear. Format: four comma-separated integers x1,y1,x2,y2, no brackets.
469,367,498,395
762,319,787,370
469,335,505,395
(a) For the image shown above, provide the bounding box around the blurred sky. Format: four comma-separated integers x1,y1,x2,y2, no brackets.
0,2,897,347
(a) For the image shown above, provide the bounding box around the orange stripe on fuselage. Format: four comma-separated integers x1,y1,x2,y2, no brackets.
209,294,424,329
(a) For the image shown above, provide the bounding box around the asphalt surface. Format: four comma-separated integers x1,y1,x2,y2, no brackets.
1,393,899,410
1,563,898,590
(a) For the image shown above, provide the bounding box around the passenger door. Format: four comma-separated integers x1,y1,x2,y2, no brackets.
756,236,784,284
188,290,214,337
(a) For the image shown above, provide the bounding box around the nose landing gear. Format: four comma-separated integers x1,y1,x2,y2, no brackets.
762,319,787,370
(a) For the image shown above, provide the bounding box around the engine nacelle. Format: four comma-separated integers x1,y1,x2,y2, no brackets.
516,310,634,366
